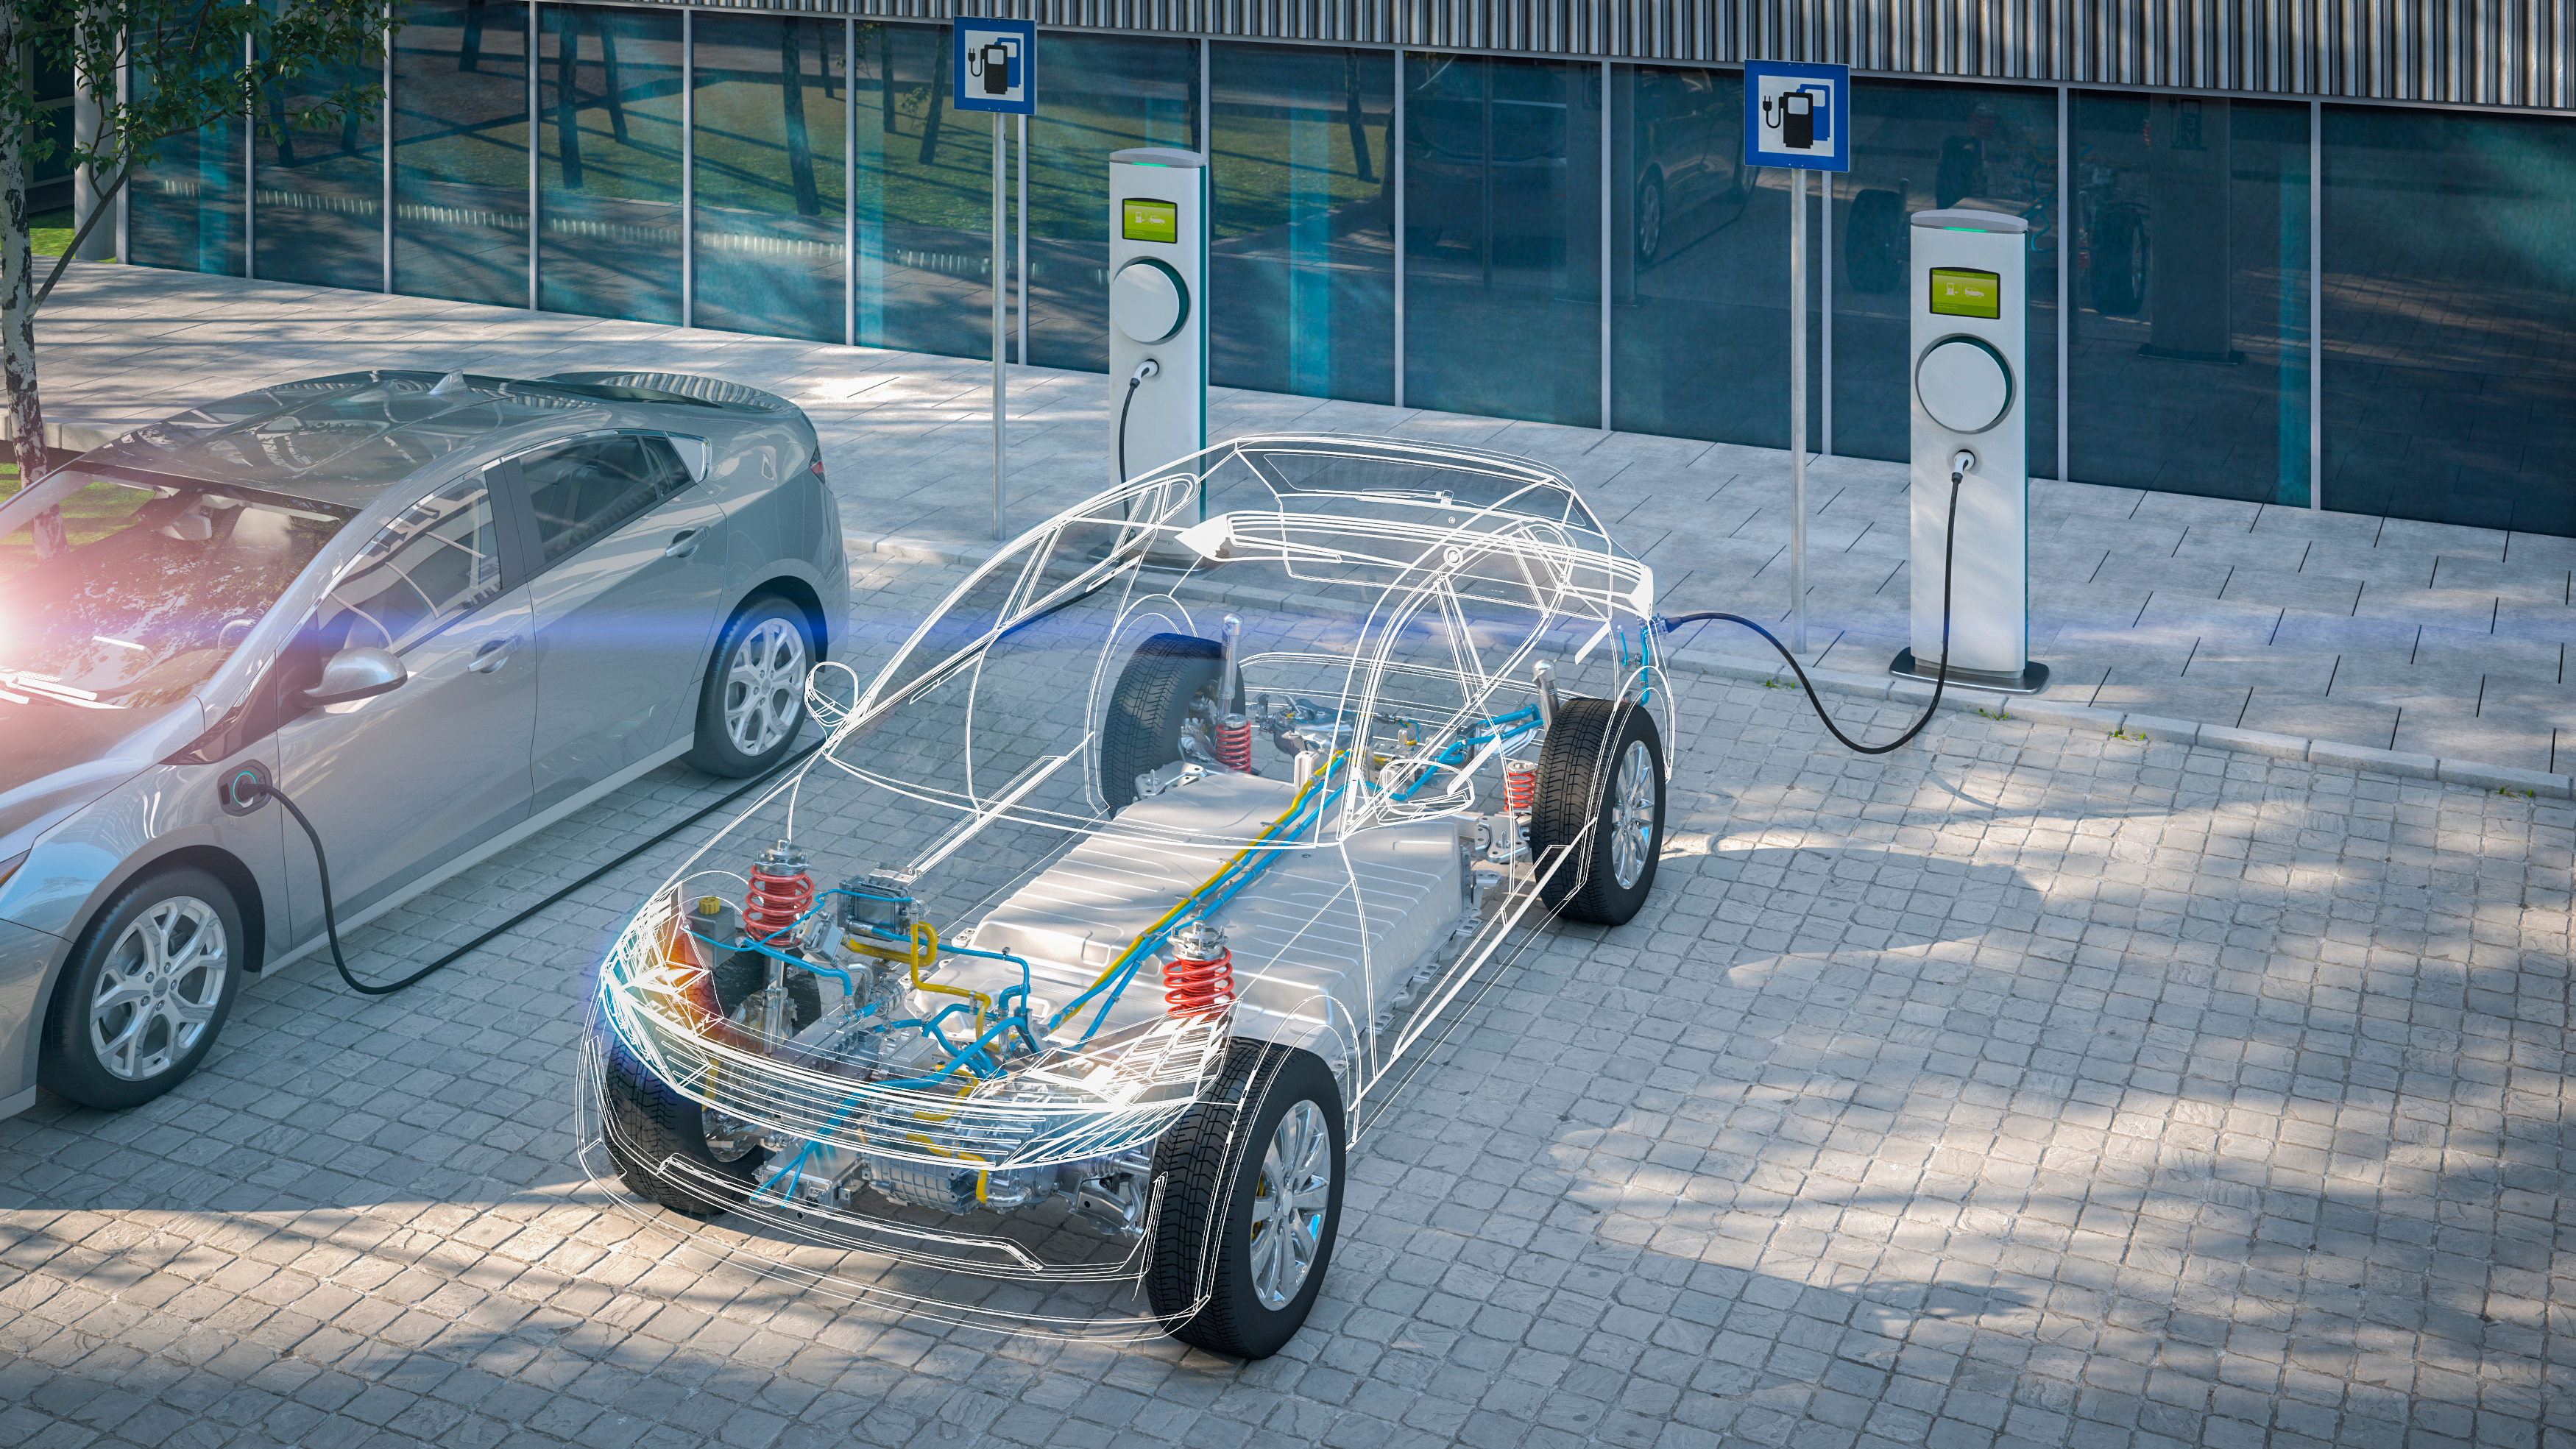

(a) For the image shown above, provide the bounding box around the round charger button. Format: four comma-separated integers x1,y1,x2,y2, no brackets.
1111,258,1188,344
1915,336,2013,434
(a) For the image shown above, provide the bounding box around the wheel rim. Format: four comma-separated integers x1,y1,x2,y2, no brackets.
89,897,227,1082
1608,737,1657,890
1248,1099,1332,1311
722,617,807,757
1638,183,1663,261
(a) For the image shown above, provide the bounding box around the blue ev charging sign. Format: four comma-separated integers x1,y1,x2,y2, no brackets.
953,18,1036,114
1742,60,1850,172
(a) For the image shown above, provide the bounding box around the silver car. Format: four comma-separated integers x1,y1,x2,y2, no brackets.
0,368,848,1115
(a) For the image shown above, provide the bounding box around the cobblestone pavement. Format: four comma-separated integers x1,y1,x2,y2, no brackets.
21,262,2576,775
1,545,2569,1449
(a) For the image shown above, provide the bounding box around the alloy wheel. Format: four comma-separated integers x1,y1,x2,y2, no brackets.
1609,737,1656,890
723,617,808,757
89,897,227,1082
1248,1099,1333,1311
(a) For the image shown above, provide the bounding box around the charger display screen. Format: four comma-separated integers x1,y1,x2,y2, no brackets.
1928,268,2001,319
1122,199,1180,244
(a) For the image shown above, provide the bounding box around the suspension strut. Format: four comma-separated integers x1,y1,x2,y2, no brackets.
1160,918,1236,1020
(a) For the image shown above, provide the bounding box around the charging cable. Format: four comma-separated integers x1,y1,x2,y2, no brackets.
229,741,823,996
1656,455,1970,757
1117,358,1160,483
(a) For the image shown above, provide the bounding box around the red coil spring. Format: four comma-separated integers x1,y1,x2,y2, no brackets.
1162,947,1236,1020
1212,715,1253,773
1503,760,1537,812
743,862,813,944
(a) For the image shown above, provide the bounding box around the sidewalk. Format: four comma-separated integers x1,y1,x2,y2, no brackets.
22,261,2576,780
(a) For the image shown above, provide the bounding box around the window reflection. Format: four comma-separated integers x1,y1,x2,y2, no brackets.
394,0,533,307
694,15,846,342
537,4,683,323
326,478,500,653
255,43,383,291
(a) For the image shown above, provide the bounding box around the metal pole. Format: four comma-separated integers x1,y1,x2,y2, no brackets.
1599,58,1611,433
844,18,855,349
1015,110,1027,364
1391,49,1405,411
991,110,1006,540
526,0,537,310
382,4,394,293
2056,85,2069,484
1789,166,1807,654
1819,169,1831,456
2309,99,2322,511
679,8,694,328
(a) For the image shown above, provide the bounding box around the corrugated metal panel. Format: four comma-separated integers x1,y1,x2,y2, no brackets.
656,0,2575,110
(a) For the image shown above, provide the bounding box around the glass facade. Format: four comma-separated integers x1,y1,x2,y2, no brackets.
1404,54,1602,428
537,4,683,323
393,0,531,308
693,15,846,342
120,11,2576,537
1834,82,2058,468
2323,105,2576,534
2070,93,2310,503
254,39,384,290
1209,43,1394,404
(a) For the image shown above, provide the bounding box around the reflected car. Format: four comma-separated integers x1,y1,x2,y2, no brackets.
0,369,847,1115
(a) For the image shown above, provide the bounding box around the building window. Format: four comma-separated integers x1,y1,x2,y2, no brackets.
536,4,682,324
2068,93,2310,505
2323,104,2576,534
1403,53,1603,429
1208,43,1394,406
394,0,532,308
693,14,846,343
1023,32,1198,373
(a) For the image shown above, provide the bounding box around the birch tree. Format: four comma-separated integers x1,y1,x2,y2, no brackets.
1,0,392,554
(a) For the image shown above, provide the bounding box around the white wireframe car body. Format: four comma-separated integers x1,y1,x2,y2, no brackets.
579,434,1675,1358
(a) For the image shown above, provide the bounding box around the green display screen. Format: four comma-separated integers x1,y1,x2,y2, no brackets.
1122,199,1179,244
1928,268,2001,319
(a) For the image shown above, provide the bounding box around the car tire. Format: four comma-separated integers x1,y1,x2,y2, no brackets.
686,595,813,778
1099,632,1241,812
38,867,244,1110
598,1028,767,1216
1147,1042,1345,1360
1635,171,1666,266
1529,696,1666,927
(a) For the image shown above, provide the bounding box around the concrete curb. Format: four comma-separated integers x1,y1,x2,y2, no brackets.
838,534,2575,802
1685,642,2575,800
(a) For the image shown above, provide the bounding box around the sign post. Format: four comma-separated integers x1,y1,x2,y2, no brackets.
1744,60,1849,654
955,19,1036,539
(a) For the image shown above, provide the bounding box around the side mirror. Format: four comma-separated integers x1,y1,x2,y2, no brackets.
298,646,406,709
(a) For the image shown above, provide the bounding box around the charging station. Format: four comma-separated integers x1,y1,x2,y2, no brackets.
1108,147,1208,482
1892,208,2049,695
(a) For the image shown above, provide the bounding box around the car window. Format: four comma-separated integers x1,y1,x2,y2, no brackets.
319,475,503,654
0,478,347,708
517,434,690,566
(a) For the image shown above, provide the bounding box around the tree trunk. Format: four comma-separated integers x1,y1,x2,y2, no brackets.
0,0,64,557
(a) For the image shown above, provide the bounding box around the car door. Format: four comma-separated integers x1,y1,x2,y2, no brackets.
272,470,537,929
507,431,729,812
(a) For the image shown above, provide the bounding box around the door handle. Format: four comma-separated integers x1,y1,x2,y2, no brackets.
663,529,701,559
467,634,522,673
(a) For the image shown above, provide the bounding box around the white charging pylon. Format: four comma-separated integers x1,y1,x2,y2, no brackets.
1108,148,1208,482
1893,208,2049,695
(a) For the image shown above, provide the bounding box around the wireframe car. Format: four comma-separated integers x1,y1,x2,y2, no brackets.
585,434,1674,1358
0,369,846,1115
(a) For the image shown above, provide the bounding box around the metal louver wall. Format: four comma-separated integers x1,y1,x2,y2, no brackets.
673,0,2575,110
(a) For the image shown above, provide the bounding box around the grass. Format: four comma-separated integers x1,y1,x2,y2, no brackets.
0,466,148,578
29,207,75,258
1975,705,2012,722
2109,725,2148,743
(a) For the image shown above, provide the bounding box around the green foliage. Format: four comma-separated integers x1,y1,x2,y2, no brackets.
1975,705,2012,721
5,0,400,285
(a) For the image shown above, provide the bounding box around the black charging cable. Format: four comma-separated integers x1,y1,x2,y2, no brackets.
1116,358,1160,483
238,740,824,996
1655,465,1966,757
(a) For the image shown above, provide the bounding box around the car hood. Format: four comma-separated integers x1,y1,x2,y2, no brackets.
0,697,205,857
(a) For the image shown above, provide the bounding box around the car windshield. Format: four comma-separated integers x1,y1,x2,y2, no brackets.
0,478,347,708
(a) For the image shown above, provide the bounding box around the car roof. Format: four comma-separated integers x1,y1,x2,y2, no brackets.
73,369,781,516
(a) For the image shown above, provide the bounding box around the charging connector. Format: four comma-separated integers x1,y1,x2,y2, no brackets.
1116,358,1161,483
